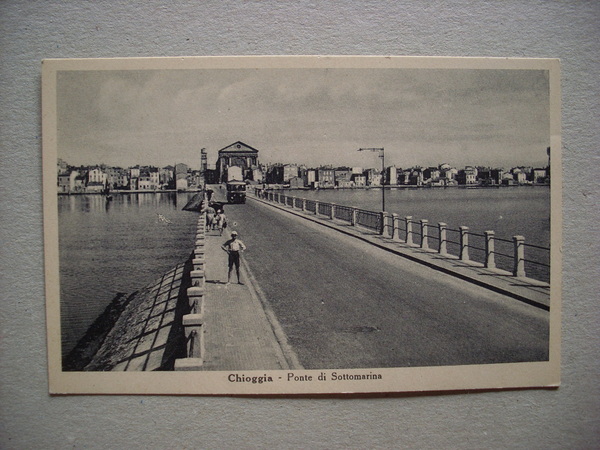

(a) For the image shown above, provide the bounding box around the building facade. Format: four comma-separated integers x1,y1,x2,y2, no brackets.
216,141,259,183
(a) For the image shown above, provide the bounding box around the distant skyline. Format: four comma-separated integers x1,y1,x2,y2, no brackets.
57,68,550,170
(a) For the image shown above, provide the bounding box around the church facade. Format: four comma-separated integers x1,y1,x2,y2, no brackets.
216,141,259,182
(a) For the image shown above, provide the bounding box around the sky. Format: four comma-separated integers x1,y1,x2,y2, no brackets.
57,67,551,170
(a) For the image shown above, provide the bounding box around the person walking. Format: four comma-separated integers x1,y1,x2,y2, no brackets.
221,231,246,285
210,208,219,230
216,210,227,236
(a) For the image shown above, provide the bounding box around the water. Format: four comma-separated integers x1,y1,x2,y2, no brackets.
58,193,199,356
274,186,551,281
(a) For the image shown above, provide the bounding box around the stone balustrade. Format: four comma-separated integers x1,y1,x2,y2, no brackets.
253,188,550,282
175,195,209,371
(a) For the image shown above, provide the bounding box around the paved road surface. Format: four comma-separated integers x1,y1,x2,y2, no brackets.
214,191,549,370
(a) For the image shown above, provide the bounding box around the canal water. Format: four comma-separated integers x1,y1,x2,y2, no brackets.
58,193,199,356
275,186,551,281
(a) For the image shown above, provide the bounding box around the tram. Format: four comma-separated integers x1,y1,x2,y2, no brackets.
226,181,247,204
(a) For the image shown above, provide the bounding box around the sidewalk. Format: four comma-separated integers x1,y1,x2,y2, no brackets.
199,220,296,371
250,193,551,311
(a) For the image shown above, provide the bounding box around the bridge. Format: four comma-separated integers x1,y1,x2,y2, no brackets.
173,185,550,371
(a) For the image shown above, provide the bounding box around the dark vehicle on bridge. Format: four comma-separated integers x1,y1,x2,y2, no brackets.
226,181,246,204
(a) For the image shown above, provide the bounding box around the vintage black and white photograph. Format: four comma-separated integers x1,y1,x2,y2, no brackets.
42,56,561,394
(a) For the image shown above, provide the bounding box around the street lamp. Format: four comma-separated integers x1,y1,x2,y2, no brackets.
358,147,385,212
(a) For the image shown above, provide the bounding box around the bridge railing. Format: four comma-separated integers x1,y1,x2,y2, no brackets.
253,188,550,282
174,196,208,371
355,209,382,233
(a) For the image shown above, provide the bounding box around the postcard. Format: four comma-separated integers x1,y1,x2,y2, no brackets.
42,56,561,394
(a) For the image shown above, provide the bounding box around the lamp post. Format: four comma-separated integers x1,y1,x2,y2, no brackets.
358,147,385,212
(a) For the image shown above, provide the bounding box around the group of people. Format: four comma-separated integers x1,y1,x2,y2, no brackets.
205,204,246,284
209,208,227,236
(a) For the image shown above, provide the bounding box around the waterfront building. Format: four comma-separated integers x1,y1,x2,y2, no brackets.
188,170,202,189
116,172,129,189
283,164,299,182
385,166,398,185
105,167,123,189
289,176,304,189
511,169,527,184
334,167,353,186
138,175,154,190
175,163,188,191
74,173,86,192
57,170,79,193
84,168,107,192
87,168,107,185
423,167,441,184
532,168,549,184
129,166,140,179
148,167,160,186
303,169,317,188
441,167,458,182
317,167,335,187
352,173,367,187
251,167,264,183
477,168,504,185
397,169,410,185
408,168,424,186
136,167,159,190
159,166,174,187
57,158,68,173
216,141,259,183
266,164,284,184
456,166,478,185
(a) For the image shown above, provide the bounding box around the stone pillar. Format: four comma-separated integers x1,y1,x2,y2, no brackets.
190,269,205,287
485,231,496,269
192,257,205,271
405,216,413,245
381,212,391,238
513,235,526,277
185,317,203,358
291,196,296,209
460,226,470,261
302,198,306,212
351,208,358,226
438,223,447,254
392,213,400,240
314,201,320,216
187,286,205,316
330,203,336,220
420,219,429,249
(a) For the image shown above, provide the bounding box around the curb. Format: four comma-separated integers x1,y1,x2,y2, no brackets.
240,256,304,370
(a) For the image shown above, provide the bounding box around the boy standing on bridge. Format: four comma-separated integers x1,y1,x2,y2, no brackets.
221,231,246,285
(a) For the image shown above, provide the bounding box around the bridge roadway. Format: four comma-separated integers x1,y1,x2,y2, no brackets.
213,189,549,369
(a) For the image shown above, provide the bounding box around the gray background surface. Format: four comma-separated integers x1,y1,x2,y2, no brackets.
1,1,598,448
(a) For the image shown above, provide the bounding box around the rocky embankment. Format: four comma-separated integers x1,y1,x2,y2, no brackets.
63,259,192,371
63,292,133,371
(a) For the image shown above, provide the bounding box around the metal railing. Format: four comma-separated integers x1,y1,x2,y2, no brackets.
253,188,550,282
334,204,354,222
356,209,381,232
